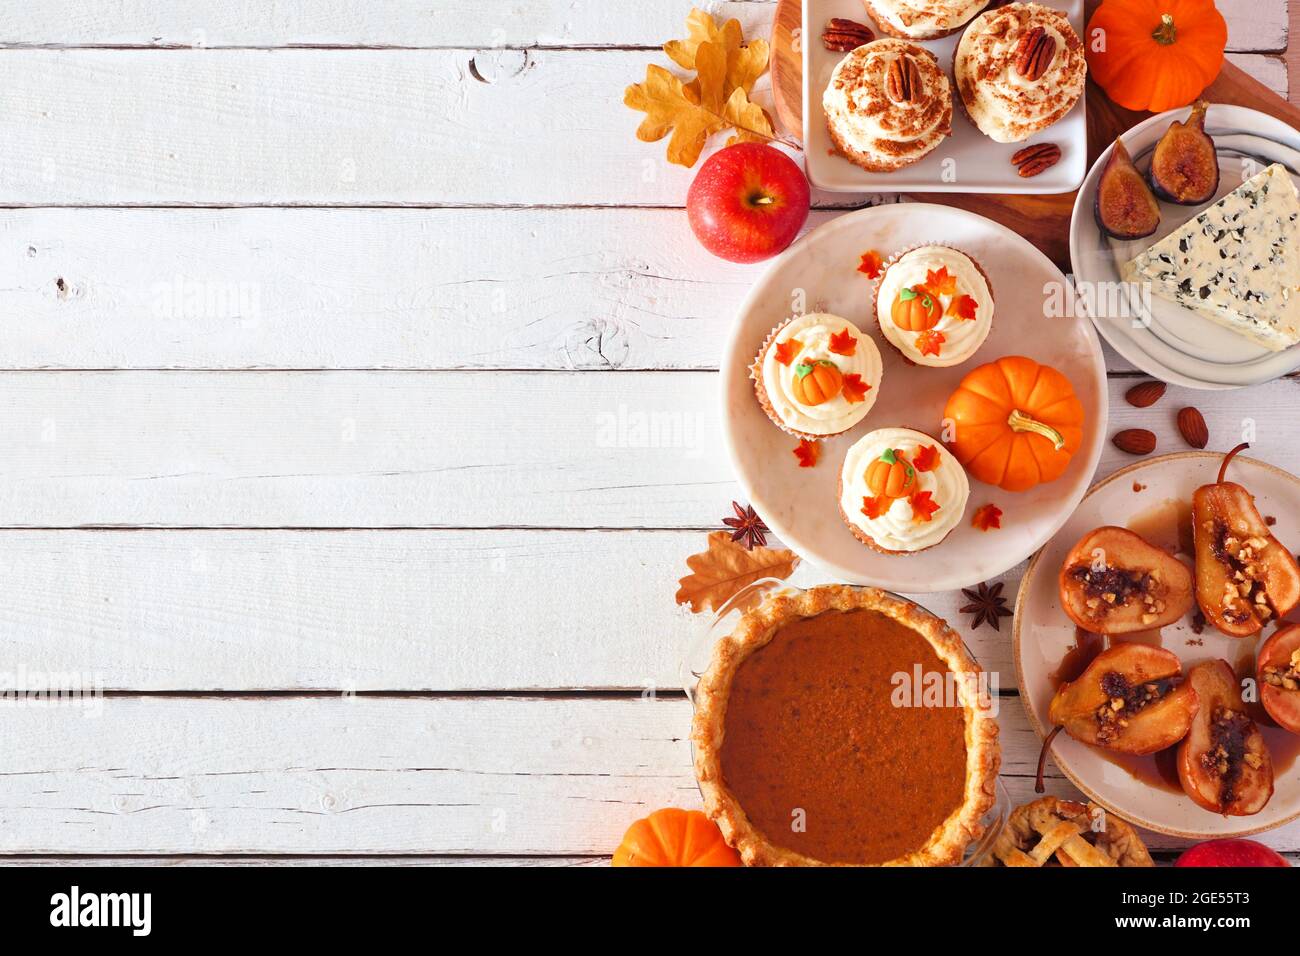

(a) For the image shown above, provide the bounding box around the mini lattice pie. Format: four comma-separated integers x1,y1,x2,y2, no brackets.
985,796,1153,867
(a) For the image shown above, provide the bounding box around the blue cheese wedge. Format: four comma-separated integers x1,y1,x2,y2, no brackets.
1128,163,1300,351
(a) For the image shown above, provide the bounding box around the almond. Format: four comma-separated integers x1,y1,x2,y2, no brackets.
1177,407,1209,449
1124,381,1166,408
1113,429,1157,456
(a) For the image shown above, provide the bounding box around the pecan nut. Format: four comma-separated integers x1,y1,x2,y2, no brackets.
1010,142,1062,177
885,55,922,104
821,17,875,52
1013,26,1057,81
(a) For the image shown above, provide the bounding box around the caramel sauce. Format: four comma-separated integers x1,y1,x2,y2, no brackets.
721,609,967,866
1127,498,1195,556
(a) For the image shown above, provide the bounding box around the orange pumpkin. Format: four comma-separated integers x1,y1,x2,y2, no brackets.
1086,0,1226,112
943,355,1085,492
866,448,916,500
612,808,742,867
891,286,941,331
792,359,843,406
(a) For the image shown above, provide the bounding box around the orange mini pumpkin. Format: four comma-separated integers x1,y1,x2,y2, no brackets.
612,808,741,867
891,286,941,332
1086,0,1226,112
865,448,916,500
792,359,843,406
943,355,1085,492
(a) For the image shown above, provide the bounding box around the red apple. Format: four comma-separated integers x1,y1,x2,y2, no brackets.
1175,839,1290,867
687,143,810,263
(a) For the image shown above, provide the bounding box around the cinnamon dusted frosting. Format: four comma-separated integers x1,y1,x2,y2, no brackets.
868,0,990,39
839,428,969,552
954,2,1085,143
823,40,952,171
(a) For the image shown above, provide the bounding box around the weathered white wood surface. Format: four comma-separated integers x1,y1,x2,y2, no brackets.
0,696,1295,855
0,0,1296,863
0,372,1290,529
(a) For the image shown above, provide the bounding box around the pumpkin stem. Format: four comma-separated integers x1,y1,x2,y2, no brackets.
1007,409,1065,451
1152,13,1176,45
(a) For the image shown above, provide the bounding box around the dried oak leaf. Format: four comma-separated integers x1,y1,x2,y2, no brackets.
676,531,800,613
625,61,726,168
665,10,769,97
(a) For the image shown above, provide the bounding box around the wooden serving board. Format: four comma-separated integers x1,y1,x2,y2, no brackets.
771,0,1300,271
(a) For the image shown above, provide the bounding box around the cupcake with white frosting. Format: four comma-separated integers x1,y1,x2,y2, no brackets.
751,313,883,440
823,39,952,173
875,244,994,368
863,0,990,40
838,427,970,554
954,2,1086,144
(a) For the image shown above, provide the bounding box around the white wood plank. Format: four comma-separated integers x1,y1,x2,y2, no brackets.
1228,53,1290,99
0,0,1282,54
0,206,798,371
0,529,1025,691
0,1,777,49
0,696,1295,855
0,371,1292,529
0,49,847,207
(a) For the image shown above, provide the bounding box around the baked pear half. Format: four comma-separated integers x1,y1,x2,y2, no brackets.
1177,659,1273,816
1059,527,1193,634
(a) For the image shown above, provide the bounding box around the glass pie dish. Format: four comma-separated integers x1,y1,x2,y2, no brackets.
681,577,1009,866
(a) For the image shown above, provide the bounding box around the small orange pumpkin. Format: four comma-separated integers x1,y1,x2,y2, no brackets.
865,448,916,500
891,286,940,331
792,359,843,406
612,808,742,867
943,355,1085,492
1086,0,1226,112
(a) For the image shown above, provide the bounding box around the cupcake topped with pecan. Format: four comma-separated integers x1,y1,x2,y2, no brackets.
824,39,953,172
864,0,991,40
954,2,1086,144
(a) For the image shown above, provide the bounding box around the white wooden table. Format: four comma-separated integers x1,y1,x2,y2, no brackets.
0,1,1296,866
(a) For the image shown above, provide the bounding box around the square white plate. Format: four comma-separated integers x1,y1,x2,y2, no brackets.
802,0,1087,194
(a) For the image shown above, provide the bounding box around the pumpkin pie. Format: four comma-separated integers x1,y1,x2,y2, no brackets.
983,796,1154,867
692,585,1000,865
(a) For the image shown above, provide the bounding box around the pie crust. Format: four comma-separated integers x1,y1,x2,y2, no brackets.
691,584,1000,866
985,796,1154,867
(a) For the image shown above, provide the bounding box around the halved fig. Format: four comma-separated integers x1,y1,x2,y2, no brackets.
1048,644,1199,755
1177,659,1273,816
1258,624,1300,734
1193,444,1300,638
1095,137,1161,240
1059,527,1193,634
1147,100,1219,205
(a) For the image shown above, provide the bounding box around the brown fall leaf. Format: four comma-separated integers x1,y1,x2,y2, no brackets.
675,531,800,613
626,8,775,167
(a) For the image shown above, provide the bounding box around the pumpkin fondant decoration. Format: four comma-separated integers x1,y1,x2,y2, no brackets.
943,355,1085,492
891,286,941,332
1085,0,1226,112
792,359,843,406
612,808,741,867
865,448,917,501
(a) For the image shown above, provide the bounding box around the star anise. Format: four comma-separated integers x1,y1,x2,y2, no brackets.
722,501,769,550
959,581,1013,631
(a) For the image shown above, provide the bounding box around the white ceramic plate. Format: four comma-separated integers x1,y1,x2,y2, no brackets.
802,0,1086,194
1069,104,1300,390
719,203,1107,592
1015,452,1300,838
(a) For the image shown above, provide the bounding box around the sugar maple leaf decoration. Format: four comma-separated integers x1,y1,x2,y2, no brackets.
925,266,958,297
857,250,883,278
793,438,819,468
910,491,940,523
774,337,802,365
915,329,945,357
675,531,800,613
625,9,775,167
861,495,890,520
972,503,1003,531
912,444,940,472
840,373,871,403
947,294,978,321
828,329,856,356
